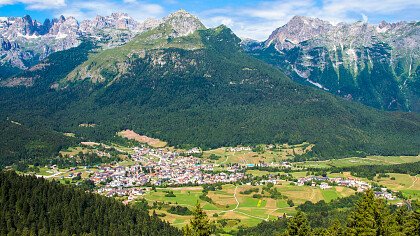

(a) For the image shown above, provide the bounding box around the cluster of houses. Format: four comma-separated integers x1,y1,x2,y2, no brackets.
58,145,401,204
226,146,252,152
375,188,397,201
297,176,371,192
97,187,144,198
90,147,245,198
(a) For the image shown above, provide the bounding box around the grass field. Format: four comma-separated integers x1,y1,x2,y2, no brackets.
374,174,420,199
36,167,55,176
321,189,340,202
289,171,308,178
137,182,357,230
298,155,420,169
202,143,313,165
60,146,89,156
401,190,420,200
245,170,271,177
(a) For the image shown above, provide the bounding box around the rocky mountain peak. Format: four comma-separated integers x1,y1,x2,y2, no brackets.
80,12,139,32
139,18,162,31
247,16,419,111
289,15,328,25
0,12,166,69
265,15,332,49
0,14,82,68
165,9,194,19
162,9,205,37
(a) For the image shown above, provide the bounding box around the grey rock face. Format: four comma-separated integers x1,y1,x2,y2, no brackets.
0,12,163,69
266,16,332,50
162,10,205,37
245,16,420,111
0,15,80,68
0,10,207,74
78,13,161,49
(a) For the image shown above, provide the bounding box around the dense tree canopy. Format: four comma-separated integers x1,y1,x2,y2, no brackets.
239,190,420,236
0,171,181,235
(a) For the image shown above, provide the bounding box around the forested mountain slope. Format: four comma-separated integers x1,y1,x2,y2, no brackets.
0,171,181,235
0,11,419,163
243,17,420,112
0,120,75,167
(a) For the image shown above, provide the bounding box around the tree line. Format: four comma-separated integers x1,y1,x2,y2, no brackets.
330,161,420,180
238,190,420,235
0,171,181,235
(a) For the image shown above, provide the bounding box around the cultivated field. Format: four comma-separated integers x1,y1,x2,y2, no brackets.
374,174,420,200
202,143,313,165
298,155,420,169
137,182,355,230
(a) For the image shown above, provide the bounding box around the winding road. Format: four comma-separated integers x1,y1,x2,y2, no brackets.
409,176,418,189
217,185,293,222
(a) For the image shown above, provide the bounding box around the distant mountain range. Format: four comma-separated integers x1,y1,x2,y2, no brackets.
0,13,160,69
243,16,420,111
1,12,419,112
0,10,418,164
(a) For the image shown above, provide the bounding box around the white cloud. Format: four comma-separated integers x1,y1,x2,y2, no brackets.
1,0,419,41
0,0,66,9
361,14,368,23
198,0,420,40
55,0,164,21
0,0,164,21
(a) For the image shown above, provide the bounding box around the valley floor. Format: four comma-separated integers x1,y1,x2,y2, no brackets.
15,136,419,233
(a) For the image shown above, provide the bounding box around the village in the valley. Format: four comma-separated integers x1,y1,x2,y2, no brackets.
91,146,246,200
40,142,398,204
22,130,417,229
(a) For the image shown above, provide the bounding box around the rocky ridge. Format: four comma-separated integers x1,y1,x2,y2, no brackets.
244,16,420,111
61,10,207,86
0,13,163,69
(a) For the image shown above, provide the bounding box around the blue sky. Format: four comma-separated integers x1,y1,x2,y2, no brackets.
0,0,419,40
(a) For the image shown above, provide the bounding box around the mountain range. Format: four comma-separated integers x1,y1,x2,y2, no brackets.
0,12,160,70
0,10,419,166
1,13,419,112
243,16,420,111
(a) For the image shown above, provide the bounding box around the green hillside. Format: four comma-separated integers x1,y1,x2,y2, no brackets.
0,120,75,168
0,23,419,163
245,41,420,112
0,171,181,235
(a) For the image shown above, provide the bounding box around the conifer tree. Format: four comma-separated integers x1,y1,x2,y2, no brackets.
183,202,213,236
327,219,343,236
286,211,312,236
346,190,392,236
402,211,420,236
346,190,376,235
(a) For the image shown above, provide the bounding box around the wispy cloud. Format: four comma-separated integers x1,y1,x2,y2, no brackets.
199,0,420,40
0,0,165,21
1,0,419,41
55,0,165,21
0,0,66,9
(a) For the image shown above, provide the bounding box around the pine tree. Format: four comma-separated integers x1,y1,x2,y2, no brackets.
286,211,312,236
345,190,393,236
403,211,420,236
374,194,393,236
346,190,376,235
183,202,212,236
326,219,343,236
